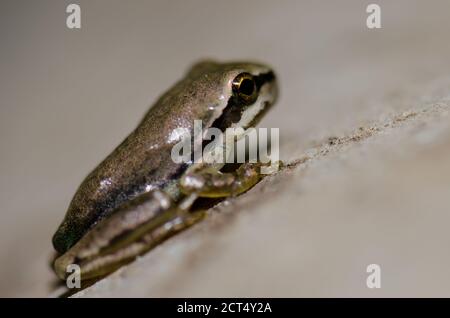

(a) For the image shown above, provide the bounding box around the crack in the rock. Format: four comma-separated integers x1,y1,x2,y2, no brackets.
282,102,450,171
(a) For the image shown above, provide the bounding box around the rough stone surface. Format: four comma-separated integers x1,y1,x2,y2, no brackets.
74,101,450,297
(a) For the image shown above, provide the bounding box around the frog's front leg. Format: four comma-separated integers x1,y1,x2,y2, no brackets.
180,162,274,198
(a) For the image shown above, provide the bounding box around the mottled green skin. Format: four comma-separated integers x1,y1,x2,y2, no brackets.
52,61,276,254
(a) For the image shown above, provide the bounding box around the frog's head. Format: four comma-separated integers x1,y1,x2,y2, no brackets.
186,60,278,132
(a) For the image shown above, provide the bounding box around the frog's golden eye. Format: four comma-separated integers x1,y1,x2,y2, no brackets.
232,73,258,105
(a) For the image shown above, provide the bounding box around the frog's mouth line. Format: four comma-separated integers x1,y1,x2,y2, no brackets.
211,71,275,132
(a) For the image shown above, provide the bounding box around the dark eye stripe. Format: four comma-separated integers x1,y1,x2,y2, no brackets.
209,71,276,133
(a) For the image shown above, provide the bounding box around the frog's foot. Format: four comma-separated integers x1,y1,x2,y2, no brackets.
180,161,281,198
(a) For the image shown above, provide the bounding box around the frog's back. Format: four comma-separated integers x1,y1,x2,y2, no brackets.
52,118,185,254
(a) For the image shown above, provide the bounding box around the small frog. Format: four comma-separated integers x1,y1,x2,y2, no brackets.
52,60,278,281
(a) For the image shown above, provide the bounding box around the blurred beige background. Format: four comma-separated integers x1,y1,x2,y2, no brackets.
1,0,450,297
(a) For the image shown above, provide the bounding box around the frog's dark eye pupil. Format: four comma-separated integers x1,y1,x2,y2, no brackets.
232,73,258,105
239,79,254,96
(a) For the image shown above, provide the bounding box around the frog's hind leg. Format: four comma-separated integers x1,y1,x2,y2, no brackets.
54,190,204,282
